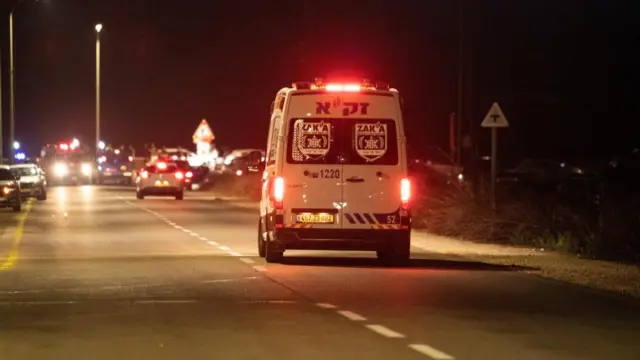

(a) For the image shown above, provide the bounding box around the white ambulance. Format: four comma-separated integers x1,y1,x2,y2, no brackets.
258,78,412,263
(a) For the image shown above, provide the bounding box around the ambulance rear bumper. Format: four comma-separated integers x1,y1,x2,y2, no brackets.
273,228,410,251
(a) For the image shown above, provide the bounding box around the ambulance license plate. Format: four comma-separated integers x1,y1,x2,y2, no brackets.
296,213,334,224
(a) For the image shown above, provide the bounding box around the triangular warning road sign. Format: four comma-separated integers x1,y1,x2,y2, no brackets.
481,102,509,128
193,119,215,143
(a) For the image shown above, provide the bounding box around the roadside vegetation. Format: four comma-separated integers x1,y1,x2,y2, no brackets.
411,166,640,263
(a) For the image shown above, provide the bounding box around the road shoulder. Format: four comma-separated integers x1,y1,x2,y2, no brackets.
209,195,640,299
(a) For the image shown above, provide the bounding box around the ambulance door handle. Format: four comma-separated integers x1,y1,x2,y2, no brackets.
346,176,364,183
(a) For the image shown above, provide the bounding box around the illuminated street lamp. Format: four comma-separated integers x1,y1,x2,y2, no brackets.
13,141,20,150
95,23,103,154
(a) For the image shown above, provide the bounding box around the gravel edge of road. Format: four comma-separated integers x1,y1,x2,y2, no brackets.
211,195,640,300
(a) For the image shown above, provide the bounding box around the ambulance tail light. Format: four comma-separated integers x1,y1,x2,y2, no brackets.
401,178,411,209
273,176,284,209
141,170,149,179
185,171,193,179
175,171,184,180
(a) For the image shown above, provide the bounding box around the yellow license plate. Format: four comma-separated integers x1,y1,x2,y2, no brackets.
155,181,169,187
123,172,132,176
120,166,127,171
296,213,334,224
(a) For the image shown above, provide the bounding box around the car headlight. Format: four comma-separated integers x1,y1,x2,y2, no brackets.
54,163,68,177
81,163,92,176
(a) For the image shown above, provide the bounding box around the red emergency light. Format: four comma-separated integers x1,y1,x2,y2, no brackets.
60,143,69,151
325,84,361,92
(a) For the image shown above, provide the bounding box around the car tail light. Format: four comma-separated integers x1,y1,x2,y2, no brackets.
141,170,149,179
185,171,193,178
273,176,284,209
401,178,411,209
175,172,184,180
128,156,133,162
236,169,243,176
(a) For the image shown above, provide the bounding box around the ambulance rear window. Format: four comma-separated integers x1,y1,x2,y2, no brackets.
286,118,398,165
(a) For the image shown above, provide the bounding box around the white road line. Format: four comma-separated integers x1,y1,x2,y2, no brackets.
167,222,176,226
0,301,77,306
252,265,268,272
239,258,255,264
135,300,197,304
316,303,337,309
182,228,192,233
219,246,230,251
228,251,242,257
207,241,218,246
174,226,184,230
408,344,455,360
241,300,297,304
200,276,258,284
337,310,367,321
198,236,208,241
365,324,405,338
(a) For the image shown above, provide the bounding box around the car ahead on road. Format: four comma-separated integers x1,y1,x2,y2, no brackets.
136,161,185,200
0,165,22,212
172,160,210,190
11,164,47,201
258,78,411,263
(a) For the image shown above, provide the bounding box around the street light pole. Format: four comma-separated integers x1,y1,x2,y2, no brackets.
95,23,102,155
9,11,16,163
0,46,3,163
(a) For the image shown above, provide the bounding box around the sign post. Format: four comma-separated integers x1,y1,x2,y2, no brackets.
481,102,509,213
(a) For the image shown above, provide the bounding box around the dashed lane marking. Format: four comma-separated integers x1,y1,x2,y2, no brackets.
219,246,230,251
252,265,267,272
135,300,197,304
228,251,242,257
316,303,337,309
207,241,218,246
337,310,367,321
408,344,455,359
198,236,208,241
366,324,405,338
239,258,255,265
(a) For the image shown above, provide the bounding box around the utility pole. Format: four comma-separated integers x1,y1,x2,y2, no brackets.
456,0,464,167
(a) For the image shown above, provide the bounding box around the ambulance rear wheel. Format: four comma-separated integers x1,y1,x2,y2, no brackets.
265,238,284,263
377,233,410,265
257,219,266,258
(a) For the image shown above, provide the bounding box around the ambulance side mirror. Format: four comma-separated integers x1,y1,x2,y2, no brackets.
270,101,275,115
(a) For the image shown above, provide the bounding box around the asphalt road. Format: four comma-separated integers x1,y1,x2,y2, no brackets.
0,186,638,360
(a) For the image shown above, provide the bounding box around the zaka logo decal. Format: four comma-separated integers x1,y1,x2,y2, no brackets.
292,120,331,161
355,122,387,162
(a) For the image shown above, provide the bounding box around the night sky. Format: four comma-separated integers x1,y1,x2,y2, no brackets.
0,0,637,165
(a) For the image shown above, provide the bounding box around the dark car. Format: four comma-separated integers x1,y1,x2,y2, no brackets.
172,160,210,190
0,165,22,212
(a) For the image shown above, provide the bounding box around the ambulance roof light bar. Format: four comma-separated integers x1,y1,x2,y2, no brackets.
291,78,391,92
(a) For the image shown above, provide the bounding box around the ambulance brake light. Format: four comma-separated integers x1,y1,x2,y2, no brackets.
401,178,411,209
156,162,167,170
273,176,284,209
